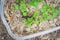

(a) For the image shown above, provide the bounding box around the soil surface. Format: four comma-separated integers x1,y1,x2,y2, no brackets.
0,17,60,40
0,0,60,40
0,17,14,40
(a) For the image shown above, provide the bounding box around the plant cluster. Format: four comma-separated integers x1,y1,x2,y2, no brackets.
40,4,60,20
11,0,60,28
28,0,43,7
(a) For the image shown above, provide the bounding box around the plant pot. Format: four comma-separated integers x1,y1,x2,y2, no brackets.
0,0,60,40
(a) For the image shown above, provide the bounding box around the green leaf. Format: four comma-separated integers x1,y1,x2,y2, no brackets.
27,18,33,23
47,15,52,20
33,1,39,6
34,20,39,24
40,7,46,13
20,1,25,6
57,6,60,11
33,10,39,18
47,8,51,12
38,0,43,2
20,7,27,13
23,0,26,2
19,1,27,12
50,6,55,10
28,0,42,7
16,0,19,3
42,4,48,9
40,8,44,13
27,23,31,28
23,12,27,16
53,12,58,18
12,4,19,10
42,12,48,17
52,9,58,18
39,18,44,22
28,1,33,6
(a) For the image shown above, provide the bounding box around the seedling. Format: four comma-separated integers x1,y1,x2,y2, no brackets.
20,7,27,12
57,6,60,11
11,0,60,28
16,0,19,3
12,4,19,10
47,15,52,20
39,17,44,22
33,10,39,18
23,12,27,16
27,23,32,28
33,1,39,6
27,18,33,23
28,0,43,7
52,9,58,18
35,20,39,24
20,1,25,6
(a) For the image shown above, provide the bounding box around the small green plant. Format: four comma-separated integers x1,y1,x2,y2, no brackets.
57,6,60,11
27,18,33,23
23,12,27,16
40,4,59,21
19,1,26,6
46,15,52,20
27,23,32,28
16,0,19,3
22,17,34,28
39,17,44,22
34,20,39,24
33,10,39,18
11,0,60,28
33,1,39,6
27,18,34,28
20,6,26,12
52,9,58,18
19,1,27,16
28,0,43,7
12,4,19,10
